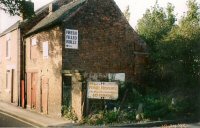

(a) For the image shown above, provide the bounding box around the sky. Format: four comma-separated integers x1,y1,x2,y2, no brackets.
0,0,200,33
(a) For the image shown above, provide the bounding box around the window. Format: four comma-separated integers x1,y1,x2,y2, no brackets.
31,38,37,46
6,33,11,59
43,41,48,59
0,43,2,63
30,38,38,60
0,70,1,92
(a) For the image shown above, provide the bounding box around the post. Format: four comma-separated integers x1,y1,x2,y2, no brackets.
86,82,89,116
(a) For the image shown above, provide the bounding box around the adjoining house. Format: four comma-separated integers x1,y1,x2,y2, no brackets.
0,21,21,105
24,0,147,120
0,0,71,107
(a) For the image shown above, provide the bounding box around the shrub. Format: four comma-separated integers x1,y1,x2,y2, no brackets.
62,106,78,121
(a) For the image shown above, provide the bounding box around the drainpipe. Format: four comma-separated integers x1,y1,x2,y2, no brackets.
25,72,27,108
17,26,21,106
22,35,26,107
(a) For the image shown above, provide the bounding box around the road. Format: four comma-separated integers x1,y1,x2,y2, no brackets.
0,111,34,127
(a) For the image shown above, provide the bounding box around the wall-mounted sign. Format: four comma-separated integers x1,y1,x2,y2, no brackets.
65,29,78,49
87,82,118,100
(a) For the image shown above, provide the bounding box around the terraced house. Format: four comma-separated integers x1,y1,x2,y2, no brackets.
0,0,71,106
24,0,147,120
0,22,21,105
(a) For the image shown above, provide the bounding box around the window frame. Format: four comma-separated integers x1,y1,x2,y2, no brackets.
0,43,2,63
6,33,11,60
30,37,38,60
43,41,49,59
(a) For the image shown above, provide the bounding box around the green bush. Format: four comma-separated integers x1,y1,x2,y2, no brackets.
62,106,78,121
104,110,119,123
84,109,136,125
143,96,171,120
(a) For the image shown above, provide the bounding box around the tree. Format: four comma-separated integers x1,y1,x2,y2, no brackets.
123,5,131,21
136,2,176,88
137,2,175,51
0,0,34,18
137,0,200,89
162,0,200,87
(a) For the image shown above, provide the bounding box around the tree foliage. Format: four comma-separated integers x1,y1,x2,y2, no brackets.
0,0,34,18
137,0,200,89
0,0,23,15
137,2,175,53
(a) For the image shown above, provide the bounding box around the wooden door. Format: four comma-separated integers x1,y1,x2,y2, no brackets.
31,73,37,109
6,69,14,103
41,77,48,114
10,69,14,103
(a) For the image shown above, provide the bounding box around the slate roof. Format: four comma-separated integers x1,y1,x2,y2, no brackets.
0,21,20,37
0,0,61,37
26,0,86,36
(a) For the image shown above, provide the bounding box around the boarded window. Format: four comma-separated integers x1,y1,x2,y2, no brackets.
6,34,11,59
30,38,38,60
31,38,37,46
0,43,2,63
43,41,48,59
0,70,1,92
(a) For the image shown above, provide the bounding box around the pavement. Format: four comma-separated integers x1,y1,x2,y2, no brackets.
0,101,199,127
0,101,73,127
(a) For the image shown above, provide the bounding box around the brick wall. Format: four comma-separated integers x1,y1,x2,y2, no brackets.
62,0,147,82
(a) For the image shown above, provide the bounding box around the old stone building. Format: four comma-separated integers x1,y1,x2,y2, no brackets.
0,0,68,106
25,0,147,120
0,22,21,105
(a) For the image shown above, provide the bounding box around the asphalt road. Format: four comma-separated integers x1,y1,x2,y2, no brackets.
0,111,33,127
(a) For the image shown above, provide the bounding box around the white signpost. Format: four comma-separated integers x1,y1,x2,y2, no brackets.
87,82,118,100
65,29,78,49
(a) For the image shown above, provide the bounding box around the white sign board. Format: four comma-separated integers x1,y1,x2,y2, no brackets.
87,82,118,100
65,29,78,49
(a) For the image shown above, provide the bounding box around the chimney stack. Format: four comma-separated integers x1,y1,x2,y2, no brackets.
49,3,53,15
48,3,59,16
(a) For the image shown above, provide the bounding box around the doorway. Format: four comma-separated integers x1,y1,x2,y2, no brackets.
6,69,14,103
11,69,14,103
31,73,37,109
62,75,72,107
41,76,49,114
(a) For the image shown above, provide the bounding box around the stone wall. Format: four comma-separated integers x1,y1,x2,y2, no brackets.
25,26,63,117
0,29,20,105
24,0,148,120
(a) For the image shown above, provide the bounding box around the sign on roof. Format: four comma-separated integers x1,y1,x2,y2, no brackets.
87,82,119,100
65,29,78,49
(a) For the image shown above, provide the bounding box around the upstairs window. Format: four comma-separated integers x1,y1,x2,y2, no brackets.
0,43,2,63
6,33,11,60
31,38,37,46
43,41,49,59
30,37,38,60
